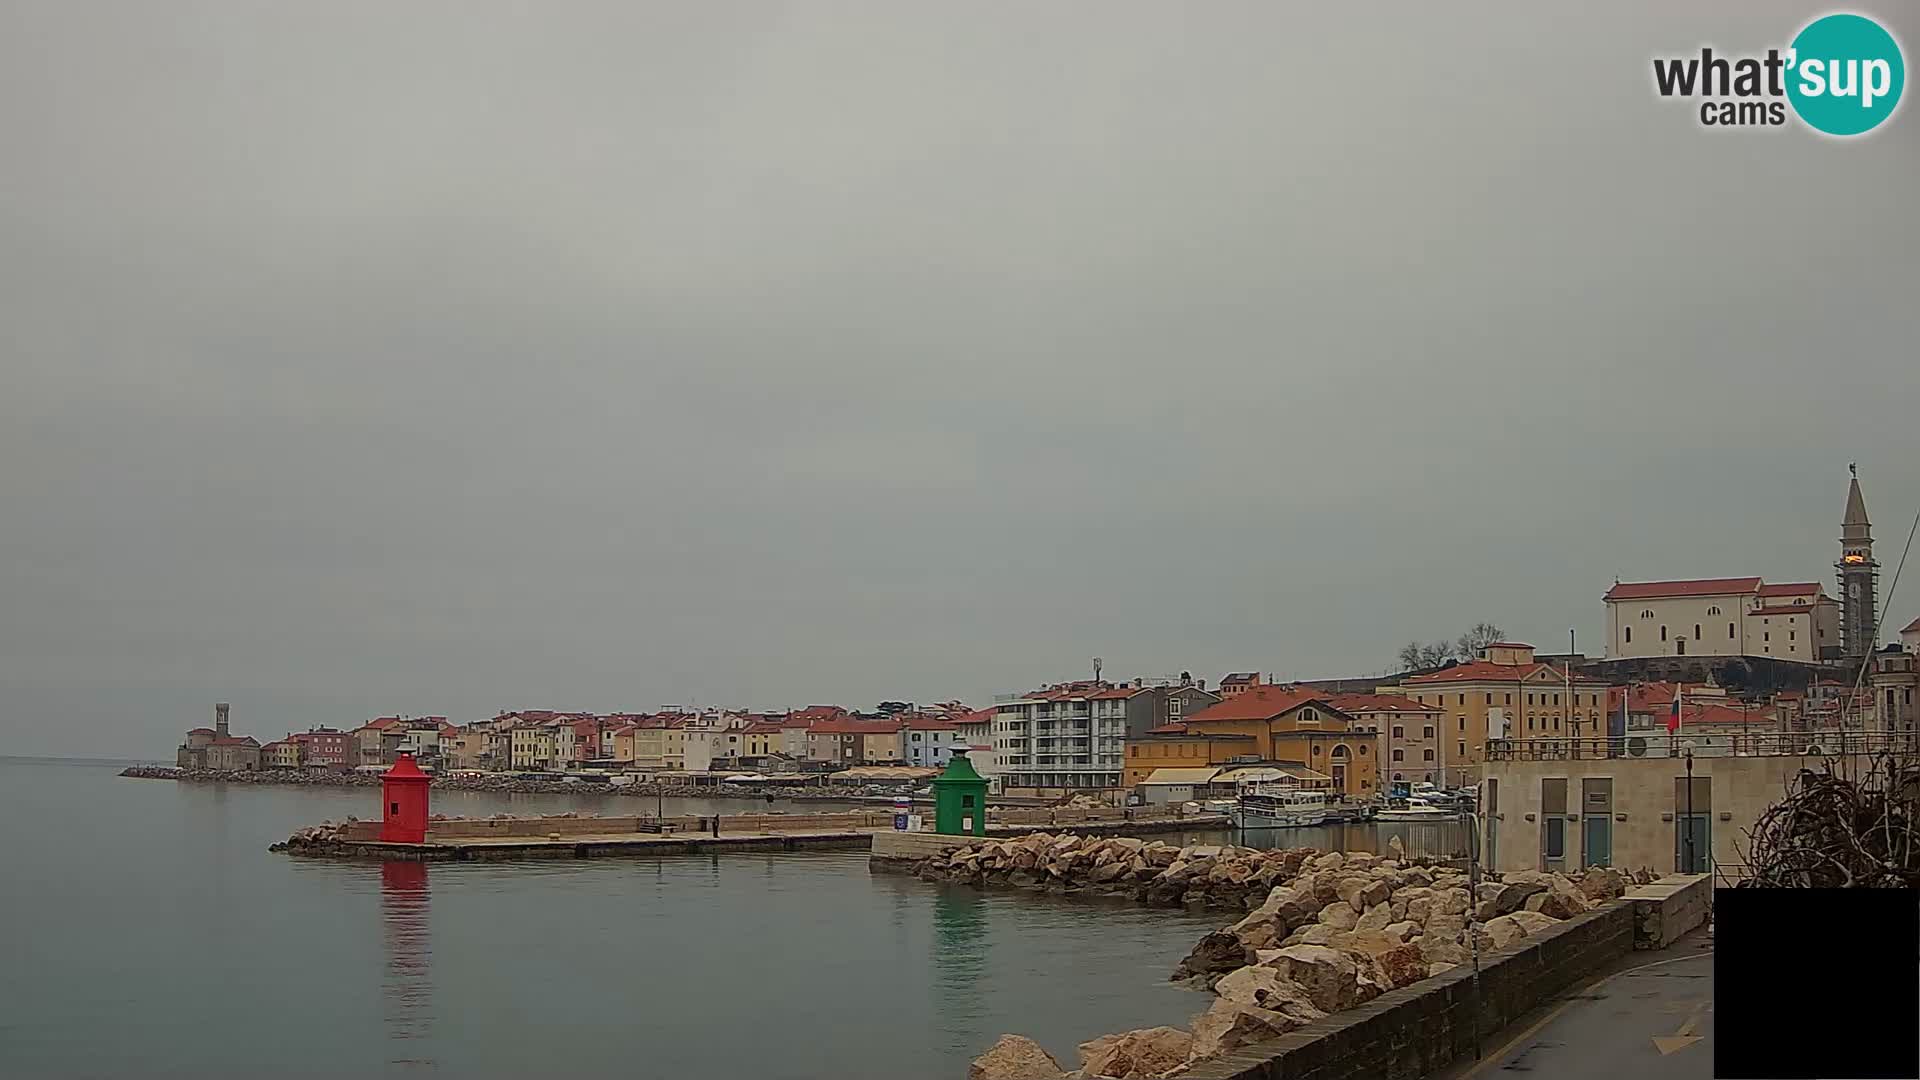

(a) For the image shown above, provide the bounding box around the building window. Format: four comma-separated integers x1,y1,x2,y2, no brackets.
1790,630,1796,641
1392,749,1404,762
1660,625,1668,641
1458,740,1466,757
1545,818,1566,860
1485,693,1493,705
1423,725,1435,738
1505,694,1513,705
1357,744,1368,755
1423,749,1435,761
1707,606,1721,616
1625,627,1632,643
1764,632,1769,642
1312,744,1321,755
1694,624,1701,640
1392,725,1405,738
1641,609,1654,619
1457,694,1465,706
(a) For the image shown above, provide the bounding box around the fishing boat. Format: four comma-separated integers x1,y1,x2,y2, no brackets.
1234,784,1333,828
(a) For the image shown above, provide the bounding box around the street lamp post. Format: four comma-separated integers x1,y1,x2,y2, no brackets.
1682,747,1696,873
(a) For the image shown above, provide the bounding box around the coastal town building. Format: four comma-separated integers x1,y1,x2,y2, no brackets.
806,719,906,765
988,681,1133,799
1173,686,1379,799
1122,731,1259,789
1386,642,1611,783
1870,645,1919,738
176,703,265,771
292,728,350,768
1902,616,1920,655
1217,672,1263,698
1480,730,1897,879
900,717,967,768
1603,577,1838,662
1324,693,1447,787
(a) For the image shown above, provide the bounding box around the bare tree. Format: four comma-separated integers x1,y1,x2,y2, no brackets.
1397,641,1426,671
1396,623,1505,672
1455,622,1506,661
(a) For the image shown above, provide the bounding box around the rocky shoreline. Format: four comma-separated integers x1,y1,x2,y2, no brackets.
926,836,1648,1079
118,765,896,801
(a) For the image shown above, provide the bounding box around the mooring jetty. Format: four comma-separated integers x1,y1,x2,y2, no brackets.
276,807,1228,861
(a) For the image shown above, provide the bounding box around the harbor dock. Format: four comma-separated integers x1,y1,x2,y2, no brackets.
277,807,1230,861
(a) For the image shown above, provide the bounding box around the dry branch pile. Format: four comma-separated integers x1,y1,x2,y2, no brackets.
1738,756,1920,888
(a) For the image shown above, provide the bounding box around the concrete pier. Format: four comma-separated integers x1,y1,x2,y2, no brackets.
278,809,1229,861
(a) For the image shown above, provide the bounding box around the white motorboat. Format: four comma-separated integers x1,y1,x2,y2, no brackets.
1374,796,1459,821
1234,785,1333,828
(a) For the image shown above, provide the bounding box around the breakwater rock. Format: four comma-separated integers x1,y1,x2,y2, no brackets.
119,765,896,801
968,848,1642,1079
909,833,1327,913
269,822,351,856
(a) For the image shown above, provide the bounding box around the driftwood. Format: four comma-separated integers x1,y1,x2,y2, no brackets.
1736,754,1920,888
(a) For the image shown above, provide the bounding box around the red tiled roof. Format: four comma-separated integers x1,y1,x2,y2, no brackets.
899,717,961,731
187,728,215,735
210,736,258,746
1483,642,1533,650
1220,672,1260,685
1185,686,1329,722
1757,582,1823,597
1089,687,1145,700
1604,577,1762,601
1325,693,1442,714
741,722,784,734
1143,723,1191,734
953,708,995,726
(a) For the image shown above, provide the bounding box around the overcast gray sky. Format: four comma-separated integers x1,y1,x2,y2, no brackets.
3,2,1916,757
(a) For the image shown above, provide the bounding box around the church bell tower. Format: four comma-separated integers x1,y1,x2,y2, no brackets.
1838,464,1878,660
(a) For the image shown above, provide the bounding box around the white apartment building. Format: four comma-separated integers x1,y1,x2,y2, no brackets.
990,682,1129,797
1604,577,1838,662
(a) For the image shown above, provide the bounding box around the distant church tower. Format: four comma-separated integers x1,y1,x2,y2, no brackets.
1838,464,1878,659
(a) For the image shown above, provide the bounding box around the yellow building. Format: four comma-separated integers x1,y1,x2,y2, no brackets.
1123,732,1257,788
1387,642,1611,783
741,724,779,757
1164,687,1380,798
630,724,687,770
510,725,556,770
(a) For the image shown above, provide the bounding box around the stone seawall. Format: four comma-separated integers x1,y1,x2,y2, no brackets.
1180,903,1637,1080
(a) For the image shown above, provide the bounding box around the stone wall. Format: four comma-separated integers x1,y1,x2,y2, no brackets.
1623,874,1711,949
1180,903,1636,1080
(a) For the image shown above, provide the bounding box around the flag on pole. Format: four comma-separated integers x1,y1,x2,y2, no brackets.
1666,687,1683,734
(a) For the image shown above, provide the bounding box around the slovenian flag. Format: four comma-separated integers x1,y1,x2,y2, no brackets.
1667,688,1683,734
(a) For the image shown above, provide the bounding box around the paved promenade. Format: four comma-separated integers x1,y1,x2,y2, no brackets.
1446,945,1712,1080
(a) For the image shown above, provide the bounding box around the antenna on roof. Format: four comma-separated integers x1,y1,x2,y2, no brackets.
1092,657,1104,683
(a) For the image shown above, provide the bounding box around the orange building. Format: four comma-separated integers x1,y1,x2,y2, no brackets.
1122,731,1258,788
1146,687,1380,798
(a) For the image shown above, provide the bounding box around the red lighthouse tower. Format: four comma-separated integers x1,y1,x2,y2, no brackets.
379,753,431,843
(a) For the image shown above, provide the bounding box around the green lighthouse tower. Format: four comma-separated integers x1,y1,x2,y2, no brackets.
931,750,989,836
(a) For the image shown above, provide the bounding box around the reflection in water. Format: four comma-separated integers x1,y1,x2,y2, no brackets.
931,887,989,1052
379,861,433,1068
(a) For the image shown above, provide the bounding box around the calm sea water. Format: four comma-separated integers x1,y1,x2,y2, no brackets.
0,758,1237,1079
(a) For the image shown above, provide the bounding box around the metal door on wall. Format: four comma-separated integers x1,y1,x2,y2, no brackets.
1581,777,1613,868
1583,815,1611,868
1675,815,1711,873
